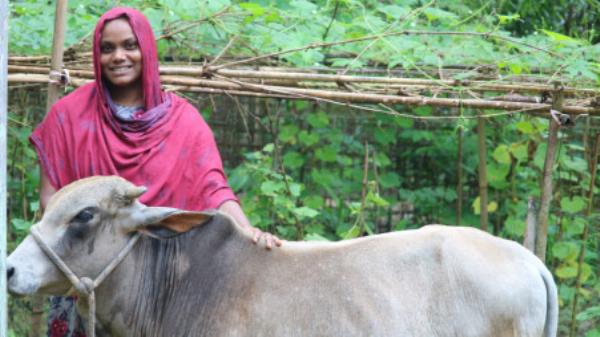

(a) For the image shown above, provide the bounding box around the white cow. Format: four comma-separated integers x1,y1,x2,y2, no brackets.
7,176,558,337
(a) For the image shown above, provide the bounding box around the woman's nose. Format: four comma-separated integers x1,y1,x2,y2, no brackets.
112,48,126,61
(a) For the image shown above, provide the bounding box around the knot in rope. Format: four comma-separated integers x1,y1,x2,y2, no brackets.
78,277,95,296
49,68,71,86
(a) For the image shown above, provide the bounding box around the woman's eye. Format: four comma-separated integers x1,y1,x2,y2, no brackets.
124,42,138,50
100,45,113,53
73,209,94,223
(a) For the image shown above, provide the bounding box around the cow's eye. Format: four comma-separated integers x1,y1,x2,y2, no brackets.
73,209,94,223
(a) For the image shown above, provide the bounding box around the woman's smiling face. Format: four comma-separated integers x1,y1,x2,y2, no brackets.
100,18,142,89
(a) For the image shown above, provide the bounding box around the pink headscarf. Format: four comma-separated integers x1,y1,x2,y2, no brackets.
93,7,163,112
30,7,238,211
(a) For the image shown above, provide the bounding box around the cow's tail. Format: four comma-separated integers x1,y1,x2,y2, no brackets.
540,265,558,337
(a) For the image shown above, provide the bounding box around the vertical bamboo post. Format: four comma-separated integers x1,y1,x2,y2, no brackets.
523,197,536,252
46,0,69,111
569,133,600,337
535,91,563,261
477,111,489,231
456,126,463,226
31,2,70,336
0,0,8,336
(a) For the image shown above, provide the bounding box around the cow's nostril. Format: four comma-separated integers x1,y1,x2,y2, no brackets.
7,266,15,279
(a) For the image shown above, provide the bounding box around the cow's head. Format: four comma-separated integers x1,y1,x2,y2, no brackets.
7,175,211,296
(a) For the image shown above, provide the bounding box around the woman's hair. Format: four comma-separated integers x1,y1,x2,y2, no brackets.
92,7,163,109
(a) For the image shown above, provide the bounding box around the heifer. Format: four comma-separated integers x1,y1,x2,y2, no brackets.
8,176,557,337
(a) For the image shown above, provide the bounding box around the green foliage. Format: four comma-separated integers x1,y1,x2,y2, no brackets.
6,0,600,336
8,0,600,84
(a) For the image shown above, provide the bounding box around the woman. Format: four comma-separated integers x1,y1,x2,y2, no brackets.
30,7,280,337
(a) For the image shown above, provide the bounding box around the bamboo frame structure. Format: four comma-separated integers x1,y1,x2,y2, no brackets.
5,6,600,336
6,70,599,116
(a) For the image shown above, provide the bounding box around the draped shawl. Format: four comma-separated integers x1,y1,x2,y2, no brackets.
30,7,238,211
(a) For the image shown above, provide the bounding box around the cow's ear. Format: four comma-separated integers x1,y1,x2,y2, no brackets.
127,207,215,238
154,210,215,233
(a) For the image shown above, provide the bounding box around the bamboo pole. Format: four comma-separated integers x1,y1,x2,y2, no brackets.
10,64,600,97
523,197,537,252
6,73,599,115
46,0,69,111
535,91,564,261
569,133,600,337
33,2,70,336
477,110,489,232
0,0,8,335
456,126,463,226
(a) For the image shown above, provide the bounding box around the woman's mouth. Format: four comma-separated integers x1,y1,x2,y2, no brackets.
110,65,133,75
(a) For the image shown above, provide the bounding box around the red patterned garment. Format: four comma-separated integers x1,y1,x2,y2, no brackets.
30,7,238,211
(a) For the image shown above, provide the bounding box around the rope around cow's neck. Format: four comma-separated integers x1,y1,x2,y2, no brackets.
30,226,141,337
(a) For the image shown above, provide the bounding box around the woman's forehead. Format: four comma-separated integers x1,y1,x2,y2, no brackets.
101,18,137,42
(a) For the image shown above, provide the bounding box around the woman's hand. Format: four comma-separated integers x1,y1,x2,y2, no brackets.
250,227,283,250
219,200,283,249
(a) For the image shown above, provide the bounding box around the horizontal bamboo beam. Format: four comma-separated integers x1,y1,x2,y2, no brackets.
9,64,600,97
8,73,598,115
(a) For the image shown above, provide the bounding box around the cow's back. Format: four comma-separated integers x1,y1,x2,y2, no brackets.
220,225,554,337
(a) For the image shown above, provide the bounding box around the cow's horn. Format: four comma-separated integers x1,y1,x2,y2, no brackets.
124,186,147,200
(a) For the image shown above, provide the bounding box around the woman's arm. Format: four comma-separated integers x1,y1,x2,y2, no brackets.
218,200,282,249
40,165,57,211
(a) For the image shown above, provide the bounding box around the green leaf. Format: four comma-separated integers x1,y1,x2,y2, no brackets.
283,151,305,169
374,153,392,167
562,156,587,173
288,182,302,197
279,124,299,144
556,262,578,279
342,224,361,239
414,106,432,116
375,128,395,145
497,14,520,25
487,162,510,188
11,218,31,231
228,168,249,192
239,2,267,17
560,196,586,214
379,172,401,189
552,242,579,261
298,130,319,147
262,143,275,153
30,200,39,213
584,328,600,337
304,232,330,241
366,191,390,207
303,195,324,209
516,121,535,134
376,5,410,19
504,217,525,237
565,217,586,235
260,181,284,195
315,146,337,162
395,117,414,128
541,29,585,46
307,112,329,128
493,144,512,164
292,206,319,219
510,143,528,162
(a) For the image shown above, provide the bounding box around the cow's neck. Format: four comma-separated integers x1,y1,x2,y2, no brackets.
91,213,251,337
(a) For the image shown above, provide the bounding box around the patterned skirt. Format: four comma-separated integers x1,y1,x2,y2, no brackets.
47,296,87,337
